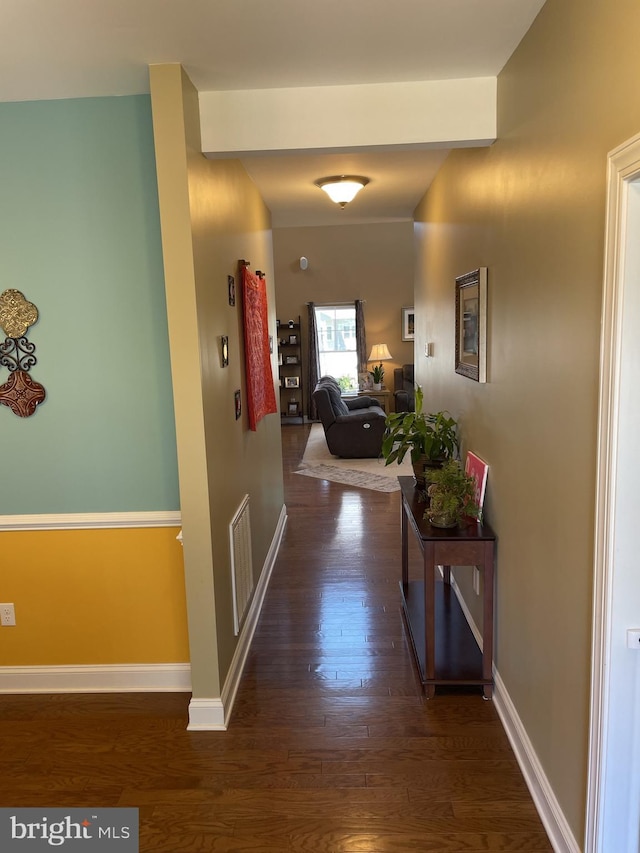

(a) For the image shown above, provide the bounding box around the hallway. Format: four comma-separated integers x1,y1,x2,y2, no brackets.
0,425,552,851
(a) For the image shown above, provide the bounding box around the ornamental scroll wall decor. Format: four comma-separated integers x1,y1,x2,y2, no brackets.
0,289,46,417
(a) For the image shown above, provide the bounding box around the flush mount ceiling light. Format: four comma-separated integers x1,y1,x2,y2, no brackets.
314,175,370,208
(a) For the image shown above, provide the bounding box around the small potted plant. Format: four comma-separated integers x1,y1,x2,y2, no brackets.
425,460,480,528
381,385,459,487
369,363,385,391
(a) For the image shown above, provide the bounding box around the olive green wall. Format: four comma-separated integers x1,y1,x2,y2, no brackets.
413,0,640,842
273,222,415,412
150,64,283,703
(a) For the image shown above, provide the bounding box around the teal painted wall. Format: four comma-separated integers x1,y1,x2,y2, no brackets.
0,96,179,514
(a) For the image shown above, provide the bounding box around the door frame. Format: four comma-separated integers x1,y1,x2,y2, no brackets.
586,131,640,851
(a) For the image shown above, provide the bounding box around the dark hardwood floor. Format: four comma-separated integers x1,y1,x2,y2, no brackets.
0,425,553,851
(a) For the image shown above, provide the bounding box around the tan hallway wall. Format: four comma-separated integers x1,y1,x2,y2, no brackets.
150,64,284,705
413,0,640,843
274,222,415,413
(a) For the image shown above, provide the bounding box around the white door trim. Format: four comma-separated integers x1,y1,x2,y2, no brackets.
586,130,640,851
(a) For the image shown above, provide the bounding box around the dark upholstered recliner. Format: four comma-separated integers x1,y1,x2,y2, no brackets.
394,364,415,412
312,376,386,458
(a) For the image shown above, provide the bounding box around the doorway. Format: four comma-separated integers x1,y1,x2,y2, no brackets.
587,133,640,852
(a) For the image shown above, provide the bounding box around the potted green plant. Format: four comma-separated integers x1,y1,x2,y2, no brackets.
381,385,459,487
369,363,385,390
425,459,480,527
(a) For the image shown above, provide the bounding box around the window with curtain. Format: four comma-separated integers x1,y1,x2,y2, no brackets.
314,305,358,391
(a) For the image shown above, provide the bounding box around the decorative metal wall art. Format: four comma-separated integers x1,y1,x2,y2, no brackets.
0,370,46,417
0,336,37,372
0,288,46,417
0,289,38,338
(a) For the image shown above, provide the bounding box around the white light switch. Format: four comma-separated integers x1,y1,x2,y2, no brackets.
626,629,640,649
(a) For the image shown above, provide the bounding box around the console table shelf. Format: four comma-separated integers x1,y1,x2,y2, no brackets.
398,475,496,698
401,580,484,684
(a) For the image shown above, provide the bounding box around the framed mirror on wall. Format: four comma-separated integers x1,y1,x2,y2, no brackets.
455,267,487,383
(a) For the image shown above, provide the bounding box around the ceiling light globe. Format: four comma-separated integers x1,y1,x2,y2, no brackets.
315,175,370,207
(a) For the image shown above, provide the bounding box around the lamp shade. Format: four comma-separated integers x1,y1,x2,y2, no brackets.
315,175,370,208
368,343,393,362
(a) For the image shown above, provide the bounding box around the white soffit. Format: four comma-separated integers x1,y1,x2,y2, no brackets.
199,78,497,156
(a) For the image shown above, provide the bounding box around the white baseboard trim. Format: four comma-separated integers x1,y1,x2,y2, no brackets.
0,511,182,531
446,567,580,853
0,663,191,694
187,503,288,731
493,672,581,853
187,698,226,731
0,503,287,728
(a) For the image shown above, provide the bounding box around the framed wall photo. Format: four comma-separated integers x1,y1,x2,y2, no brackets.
289,334,298,345
402,306,415,341
455,267,487,383
284,376,300,388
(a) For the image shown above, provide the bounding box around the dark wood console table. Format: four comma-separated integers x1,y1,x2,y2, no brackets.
399,476,496,698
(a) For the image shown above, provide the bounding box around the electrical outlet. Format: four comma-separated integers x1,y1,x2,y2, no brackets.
0,603,16,626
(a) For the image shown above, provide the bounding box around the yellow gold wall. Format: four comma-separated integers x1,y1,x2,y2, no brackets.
1,527,189,666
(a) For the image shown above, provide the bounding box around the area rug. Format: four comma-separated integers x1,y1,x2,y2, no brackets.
295,424,413,492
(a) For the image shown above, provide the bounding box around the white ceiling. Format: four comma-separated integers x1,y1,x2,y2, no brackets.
1,0,546,226
236,148,452,228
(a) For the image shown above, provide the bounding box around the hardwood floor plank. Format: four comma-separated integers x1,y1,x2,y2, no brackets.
0,425,552,851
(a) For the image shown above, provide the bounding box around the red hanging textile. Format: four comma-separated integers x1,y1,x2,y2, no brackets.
241,265,278,431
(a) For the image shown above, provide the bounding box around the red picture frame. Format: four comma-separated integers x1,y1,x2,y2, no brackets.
465,451,489,521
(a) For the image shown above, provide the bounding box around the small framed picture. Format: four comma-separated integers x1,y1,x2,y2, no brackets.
359,371,372,391
455,267,487,383
289,334,298,345
285,376,300,388
278,352,283,366
285,355,298,365
234,389,241,420
220,335,229,367
402,306,415,341
465,451,489,522
288,401,299,416
228,275,236,307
